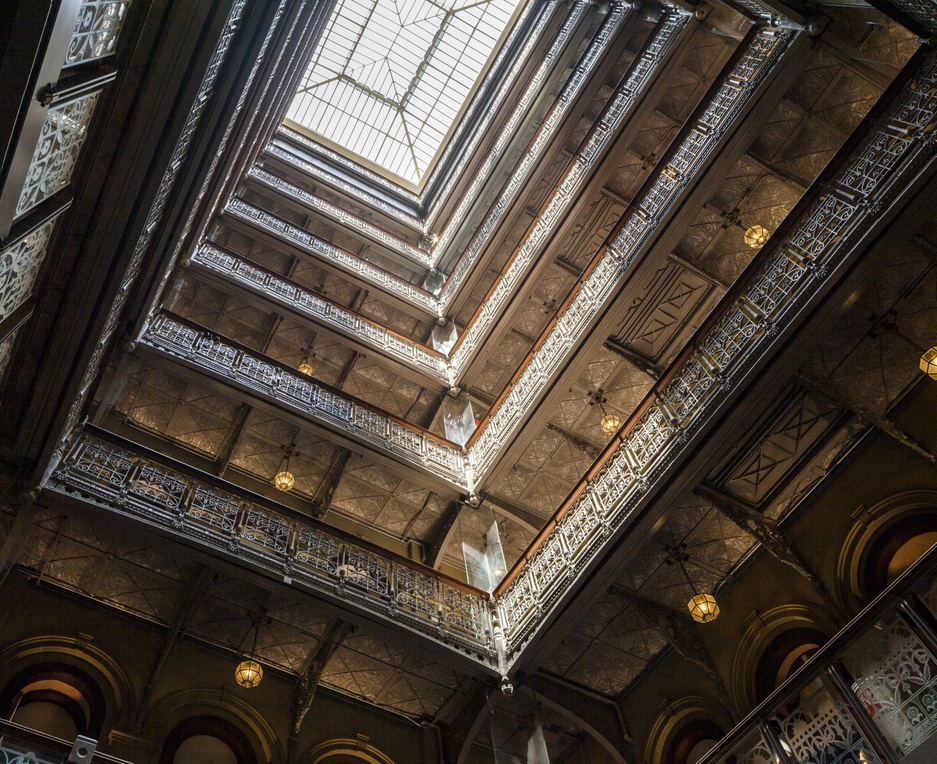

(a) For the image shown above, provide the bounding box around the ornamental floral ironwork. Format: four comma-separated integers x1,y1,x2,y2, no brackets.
65,0,132,66
16,92,100,218
49,432,494,662
0,219,57,322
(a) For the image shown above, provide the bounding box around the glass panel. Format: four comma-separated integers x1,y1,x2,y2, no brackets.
771,679,882,764
842,612,937,755
66,0,132,66
287,0,524,186
16,93,100,218
0,220,57,323
714,728,774,764
459,503,507,590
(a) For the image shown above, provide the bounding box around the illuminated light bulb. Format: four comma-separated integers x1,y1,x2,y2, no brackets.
274,470,295,492
601,413,622,435
688,593,720,623
234,659,263,688
744,224,770,249
298,360,314,376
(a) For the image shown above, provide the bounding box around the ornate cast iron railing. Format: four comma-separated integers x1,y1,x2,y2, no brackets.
189,242,451,383
246,167,433,268
443,8,689,369
48,429,495,665
497,43,937,653
698,542,937,764
223,197,440,315
141,312,468,489
223,10,687,394
467,26,796,480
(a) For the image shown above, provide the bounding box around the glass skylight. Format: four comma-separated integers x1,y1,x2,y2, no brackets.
287,0,523,188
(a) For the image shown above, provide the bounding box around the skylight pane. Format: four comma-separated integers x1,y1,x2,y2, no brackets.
287,0,524,187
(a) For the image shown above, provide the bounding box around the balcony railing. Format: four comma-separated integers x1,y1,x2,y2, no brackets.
0,718,128,764
47,427,495,667
699,542,937,764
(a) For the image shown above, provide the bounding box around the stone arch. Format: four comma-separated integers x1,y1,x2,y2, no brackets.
307,737,395,764
836,489,937,608
142,688,281,764
643,695,733,764
729,603,837,712
0,634,135,736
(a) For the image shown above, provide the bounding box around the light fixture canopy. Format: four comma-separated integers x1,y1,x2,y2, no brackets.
687,593,720,623
744,224,770,249
921,347,937,380
234,659,263,688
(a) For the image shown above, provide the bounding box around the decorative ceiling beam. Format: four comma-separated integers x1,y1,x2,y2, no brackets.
133,566,216,731
693,483,846,623
795,372,937,465
290,618,355,748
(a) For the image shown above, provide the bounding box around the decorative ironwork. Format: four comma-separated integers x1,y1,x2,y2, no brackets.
49,431,494,660
265,142,424,229
142,313,467,487
773,686,882,764
16,92,100,217
0,220,56,322
223,198,439,314
445,11,688,365
191,242,449,382
57,0,251,453
65,0,132,65
432,0,597,262
470,28,793,480
247,167,433,267
499,44,937,653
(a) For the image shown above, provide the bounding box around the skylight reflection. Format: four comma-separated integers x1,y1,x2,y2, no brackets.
287,0,523,188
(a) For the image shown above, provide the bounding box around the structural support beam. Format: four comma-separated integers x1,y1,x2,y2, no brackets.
522,672,632,763
695,484,847,623
795,372,937,465
441,682,492,764
133,566,216,730
290,619,355,761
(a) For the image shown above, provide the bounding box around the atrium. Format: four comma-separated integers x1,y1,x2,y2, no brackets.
1,0,937,761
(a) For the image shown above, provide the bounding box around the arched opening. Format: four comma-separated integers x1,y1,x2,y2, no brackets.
864,514,937,597
754,627,826,703
0,664,107,740
666,719,724,764
159,716,256,764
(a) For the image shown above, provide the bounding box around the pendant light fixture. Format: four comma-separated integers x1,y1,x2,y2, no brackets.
298,344,315,376
921,346,937,381
743,224,770,249
589,389,622,436
665,544,720,624
235,612,265,688
273,444,296,492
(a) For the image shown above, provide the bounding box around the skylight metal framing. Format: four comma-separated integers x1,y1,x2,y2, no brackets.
287,0,527,191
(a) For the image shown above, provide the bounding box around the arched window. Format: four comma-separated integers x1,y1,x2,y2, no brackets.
0,664,107,740
754,627,826,703
864,514,937,597
666,719,724,764
160,716,256,764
